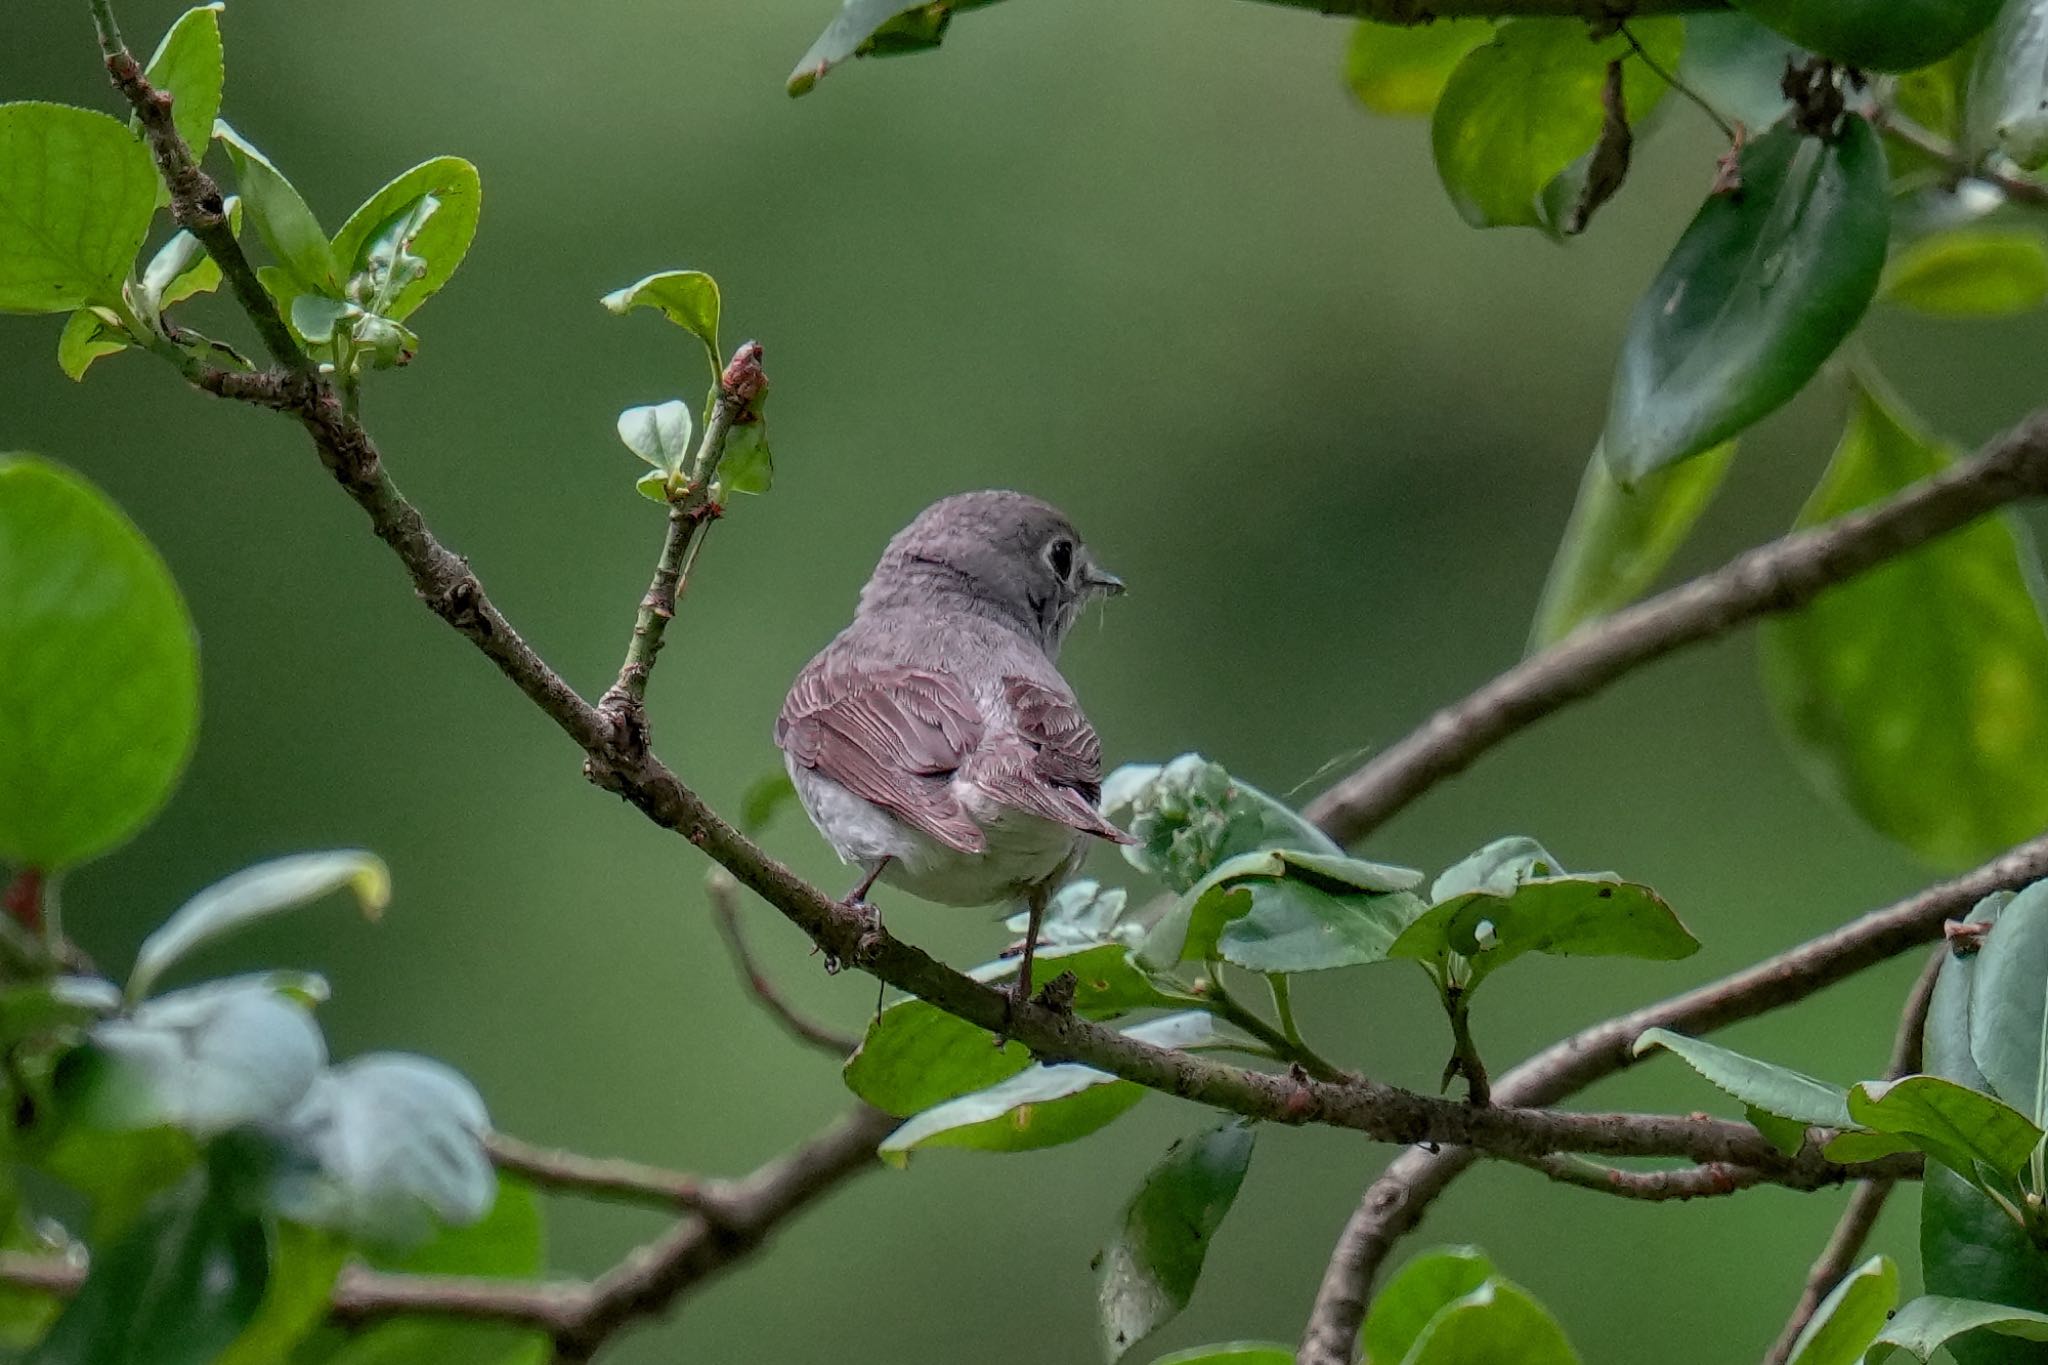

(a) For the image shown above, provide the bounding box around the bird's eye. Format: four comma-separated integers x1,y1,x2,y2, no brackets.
1047,537,1075,581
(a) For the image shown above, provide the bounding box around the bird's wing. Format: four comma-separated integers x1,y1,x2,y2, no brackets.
776,662,989,854
967,675,1136,845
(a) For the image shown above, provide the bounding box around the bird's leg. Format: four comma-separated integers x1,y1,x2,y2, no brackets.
998,882,1052,1045
844,858,890,909
821,858,890,977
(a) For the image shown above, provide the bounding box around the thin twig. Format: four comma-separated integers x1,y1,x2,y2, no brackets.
1759,946,1945,1365
1304,408,2048,844
1868,105,2048,207
708,869,859,1057
1295,841,2048,1365
1509,1149,1921,1202
485,1133,721,1213
1620,21,1736,141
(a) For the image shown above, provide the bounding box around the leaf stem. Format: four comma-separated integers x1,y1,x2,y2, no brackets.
1206,967,1347,1082
1444,987,1492,1105
1619,21,1736,142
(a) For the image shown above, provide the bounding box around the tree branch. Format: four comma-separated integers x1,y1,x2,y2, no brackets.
708,869,859,1057
1759,946,1945,1365
1509,1149,1922,1202
485,1133,719,1213
1303,409,2048,844
1295,840,2048,1365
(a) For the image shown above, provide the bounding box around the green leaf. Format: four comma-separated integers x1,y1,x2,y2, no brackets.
1389,840,1697,992
1883,229,2048,317
215,1223,348,1365
787,0,987,95
1760,374,2048,868
1430,19,1679,239
216,122,338,294
1528,440,1735,650
1364,1247,1497,1365
1345,19,1492,116
714,417,774,498
58,978,326,1138
0,976,120,1045
1676,12,1801,132
1967,0,2048,169
1102,754,1340,895
128,851,388,1002
1749,1105,1812,1156
330,157,482,323
1732,0,2000,70
1848,1076,2044,1184
1143,848,1427,974
0,104,156,314
141,6,225,157
139,227,223,316
1970,881,2048,1116
1404,1277,1582,1365
289,294,357,345
1922,1166,2048,1362
291,1177,546,1365
878,1012,1244,1164
616,400,695,474
1782,1254,1898,1365
1632,1028,1852,1131
845,943,1174,1116
1096,1120,1255,1363
1146,1348,1291,1365
600,270,720,376
1602,118,1889,480
1874,1296,2048,1361
269,1054,493,1249
30,1161,268,1365
56,307,129,380
0,456,199,869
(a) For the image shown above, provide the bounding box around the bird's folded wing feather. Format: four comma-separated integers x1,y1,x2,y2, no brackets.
975,675,1136,845
775,664,988,853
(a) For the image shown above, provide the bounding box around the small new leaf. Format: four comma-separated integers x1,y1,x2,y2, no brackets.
616,400,695,473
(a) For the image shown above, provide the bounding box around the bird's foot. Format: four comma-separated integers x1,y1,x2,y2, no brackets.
991,972,1030,1049
839,896,886,966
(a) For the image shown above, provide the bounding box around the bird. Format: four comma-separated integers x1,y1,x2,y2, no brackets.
775,489,1134,1021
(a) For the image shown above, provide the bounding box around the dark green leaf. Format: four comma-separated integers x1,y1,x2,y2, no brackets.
291,1177,546,1365
1874,1296,2048,1361
1633,1028,1852,1130
1529,440,1735,650
1732,0,2000,69
1404,1277,1581,1365
1783,1254,1897,1365
1146,1348,1291,1365
1345,19,1492,116
1749,1104,1812,1156
1602,118,1889,480
877,1012,1244,1163
1922,1166,2048,1363
0,104,156,314
845,943,1173,1115
1970,881,2048,1117
1097,1120,1255,1363
57,307,129,380
1430,19,1679,239
1883,230,2048,317
1967,0,2048,169
600,270,720,377
330,158,481,322
1848,1076,2043,1184
30,1163,268,1365
1761,375,2048,868
268,1054,493,1248
59,978,326,1137
216,122,337,294
129,851,389,1002
714,417,773,498
215,1223,348,1365
1102,755,1340,895
1363,1246,1497,1365
0,457,199,869
141,7,225,157
616,400,694,474
1677,12,1801,131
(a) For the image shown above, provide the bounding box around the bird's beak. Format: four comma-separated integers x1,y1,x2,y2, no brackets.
1084,563,1126,597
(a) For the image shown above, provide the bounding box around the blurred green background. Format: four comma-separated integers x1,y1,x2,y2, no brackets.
5,2,2045,1359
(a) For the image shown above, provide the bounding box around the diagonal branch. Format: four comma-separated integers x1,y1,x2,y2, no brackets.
1509,1149,1922,1202
485,1133,718,1213
708,868,859,1057
1294,848,2043,1365
1303,408,2048,844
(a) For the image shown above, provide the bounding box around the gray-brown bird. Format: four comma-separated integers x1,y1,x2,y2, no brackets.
776,490,1133,1015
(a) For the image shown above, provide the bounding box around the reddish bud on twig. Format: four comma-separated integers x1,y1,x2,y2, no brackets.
3,869,43,933
721,342,767,409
